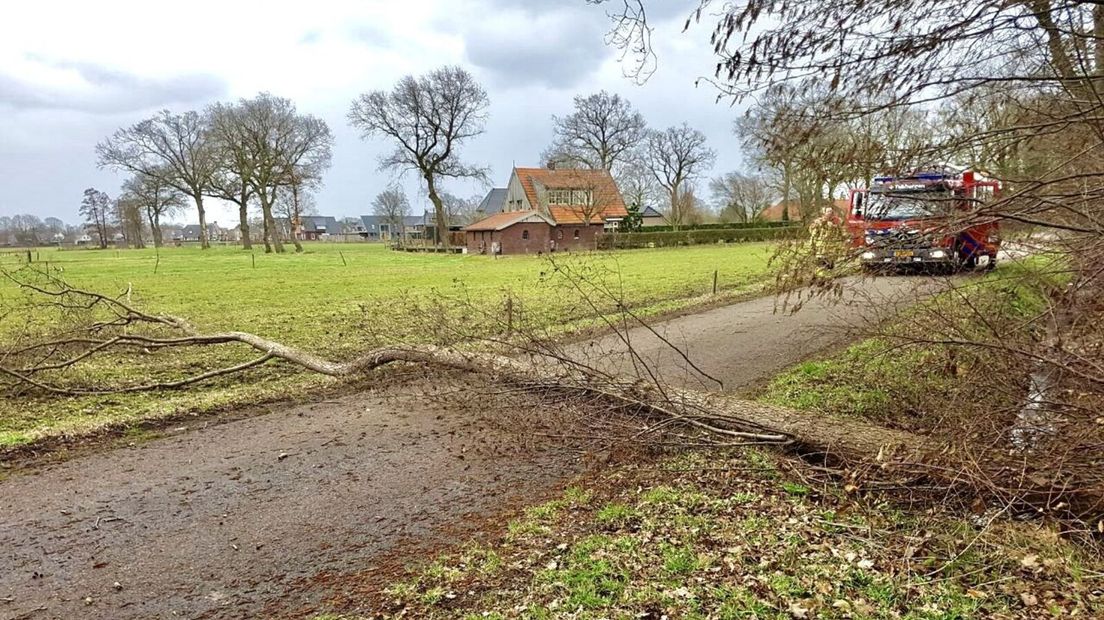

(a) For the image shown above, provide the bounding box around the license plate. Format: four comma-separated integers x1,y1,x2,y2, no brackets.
894,250,914,258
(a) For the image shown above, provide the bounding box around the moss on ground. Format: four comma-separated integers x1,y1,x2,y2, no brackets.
314,450,1102,619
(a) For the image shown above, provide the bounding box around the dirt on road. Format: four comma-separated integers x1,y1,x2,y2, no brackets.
0,275,942,620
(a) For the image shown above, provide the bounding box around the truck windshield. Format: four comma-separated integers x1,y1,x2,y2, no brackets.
865,189,953,221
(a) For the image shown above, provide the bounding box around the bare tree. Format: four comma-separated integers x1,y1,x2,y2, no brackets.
372,187,411,243
437,191,485,228
545,91,648,172
616,153,660,214
208,94,333,254
122,172,184,248
79,189,112,248
9,215,44,246
273,172,319,253
709,171,775,223
96,111,217,249
348,66,489,248
113,195,146,249
643,124,716,229
205,135,256,250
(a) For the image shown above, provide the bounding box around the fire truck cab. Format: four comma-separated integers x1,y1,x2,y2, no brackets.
847,170,1001,271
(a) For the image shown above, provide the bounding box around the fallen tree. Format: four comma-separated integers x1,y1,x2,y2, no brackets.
2,271,1102,534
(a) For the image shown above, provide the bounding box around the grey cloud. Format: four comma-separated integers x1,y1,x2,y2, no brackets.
462,8,611,88
0,57,227,114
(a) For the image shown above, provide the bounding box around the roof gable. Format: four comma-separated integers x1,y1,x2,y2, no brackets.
512,167,628,224
463,210,556,231
478,188,507,215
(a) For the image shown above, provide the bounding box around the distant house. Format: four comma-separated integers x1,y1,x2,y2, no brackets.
639,206,667,228
180,225,203,242
474,188,507,219
357,215,425,241
463,166,628,255
220,226,242,243
181,222,222,242
298,215,340,240
162,225,184,242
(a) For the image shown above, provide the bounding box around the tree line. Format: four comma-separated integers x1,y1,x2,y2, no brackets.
82,65,756,253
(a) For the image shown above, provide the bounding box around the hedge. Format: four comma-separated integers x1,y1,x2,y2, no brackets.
598,226,805,249
636,221,797,233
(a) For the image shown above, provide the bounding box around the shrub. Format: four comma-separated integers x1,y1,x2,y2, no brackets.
637,221,797,232
597,226,805,249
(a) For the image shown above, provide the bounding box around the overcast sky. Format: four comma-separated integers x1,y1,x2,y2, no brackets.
0,0,748,225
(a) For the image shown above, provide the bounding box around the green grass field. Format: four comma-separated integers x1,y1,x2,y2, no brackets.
0,242,776,448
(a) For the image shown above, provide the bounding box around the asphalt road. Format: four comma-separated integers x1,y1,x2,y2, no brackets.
573,274,944,392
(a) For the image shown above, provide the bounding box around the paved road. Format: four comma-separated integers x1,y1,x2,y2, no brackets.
0,274,943,620
573,275,943,392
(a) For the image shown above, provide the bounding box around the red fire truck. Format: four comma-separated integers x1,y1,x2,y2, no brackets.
847,169,1002,271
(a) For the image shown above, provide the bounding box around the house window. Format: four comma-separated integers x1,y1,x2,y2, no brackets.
547,189,570,205
557,230,563,240
522,229,529,240
571,189,593,204
573,229,580,239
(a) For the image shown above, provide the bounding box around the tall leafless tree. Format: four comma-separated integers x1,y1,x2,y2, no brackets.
643,124,716,228
113,194,146,249
79,188,112,249
709,171,775,223
544,90,648,172
348,66,489,248
371,187,411,243
208,94,333,254
122,171,184,248
204,125,257,250
96,111,217,249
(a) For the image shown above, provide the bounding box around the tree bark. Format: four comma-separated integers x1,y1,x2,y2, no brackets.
195,193,210,250
290,183,304,253
260,191,284,254
147,209,163,248
425,173,449,248
239,187,252,250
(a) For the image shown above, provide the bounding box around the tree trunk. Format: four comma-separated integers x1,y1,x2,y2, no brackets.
261,216,273,254
669,187,681,230
290,183,304,253
425,173,449,248
260,192,284,254
239,187,252,251
195,193,210,250
153,212,163,248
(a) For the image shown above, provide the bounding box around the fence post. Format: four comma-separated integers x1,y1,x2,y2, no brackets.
251,253,256,269
339,251,347,266
26,250,32,263
712,270,719,295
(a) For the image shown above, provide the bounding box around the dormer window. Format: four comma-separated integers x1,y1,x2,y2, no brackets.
547,189,593,205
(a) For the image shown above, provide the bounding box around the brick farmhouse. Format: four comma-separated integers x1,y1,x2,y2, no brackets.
464,167,628,255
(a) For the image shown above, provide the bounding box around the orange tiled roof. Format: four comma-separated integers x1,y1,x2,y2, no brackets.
514,167,628,224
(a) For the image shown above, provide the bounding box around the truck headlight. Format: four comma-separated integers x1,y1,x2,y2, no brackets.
861,251,876,260
930,250,946,259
